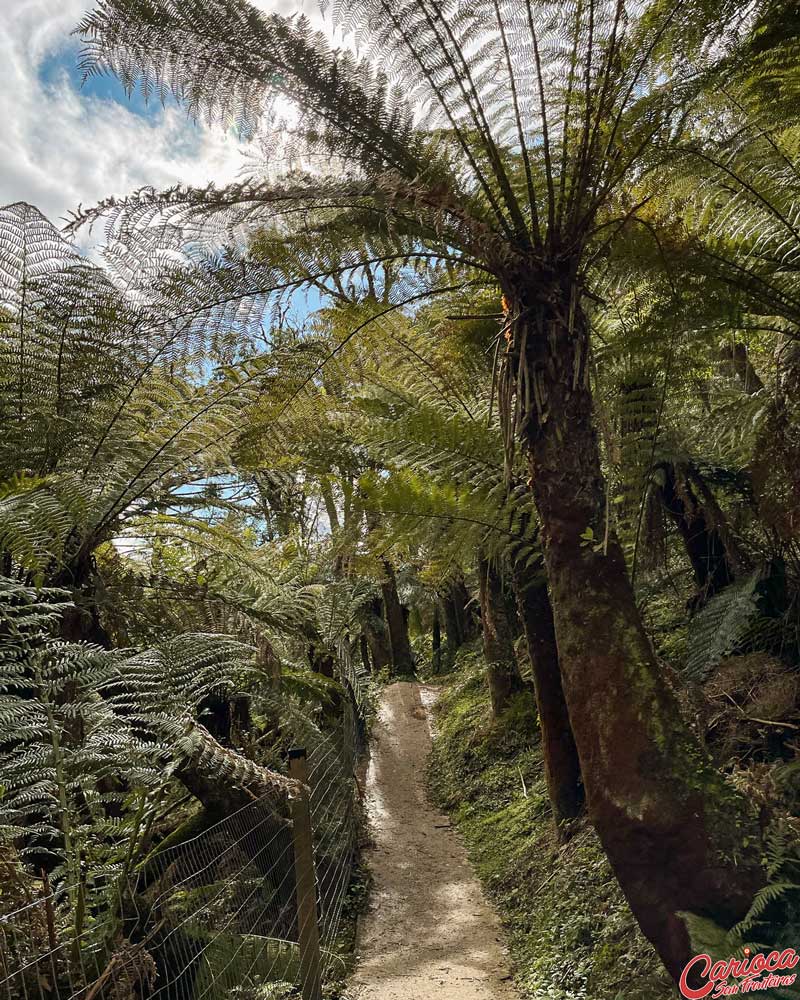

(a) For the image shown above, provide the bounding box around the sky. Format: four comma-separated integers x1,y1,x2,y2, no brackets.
0,0,304,229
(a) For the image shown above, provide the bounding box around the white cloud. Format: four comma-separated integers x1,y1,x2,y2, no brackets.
0,0,247,228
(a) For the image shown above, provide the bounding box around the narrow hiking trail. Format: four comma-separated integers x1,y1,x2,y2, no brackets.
350,681,517,1000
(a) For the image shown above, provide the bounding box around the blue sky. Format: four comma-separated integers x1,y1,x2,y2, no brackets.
1,0,340,235
2,0,332,334
39,47,149,113
0,1,247,229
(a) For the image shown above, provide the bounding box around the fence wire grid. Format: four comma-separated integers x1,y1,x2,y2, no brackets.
0,644,371,1000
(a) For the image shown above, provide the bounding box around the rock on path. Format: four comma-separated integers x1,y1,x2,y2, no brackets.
349,681,518,1000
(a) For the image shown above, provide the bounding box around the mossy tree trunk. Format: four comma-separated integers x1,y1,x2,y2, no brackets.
439,576,478,666
440,591,461,662
654,462,744,608
477,555,528,717
511,560,583,831
451,575,480,643
361,597,392,671
381,559,414,675
505,277,763,981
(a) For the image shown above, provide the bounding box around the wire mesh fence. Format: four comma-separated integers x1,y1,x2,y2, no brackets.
0,644,370,1000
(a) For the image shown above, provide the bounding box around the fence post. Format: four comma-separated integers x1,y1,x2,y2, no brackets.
288,748,323,1000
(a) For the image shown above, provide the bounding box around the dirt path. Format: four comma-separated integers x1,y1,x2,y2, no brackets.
350,681,517,1000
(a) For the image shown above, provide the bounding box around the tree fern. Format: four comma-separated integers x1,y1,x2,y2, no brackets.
685,571,763,681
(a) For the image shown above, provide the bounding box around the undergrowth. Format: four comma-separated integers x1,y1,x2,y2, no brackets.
426,650,674,1000
321,862,372,998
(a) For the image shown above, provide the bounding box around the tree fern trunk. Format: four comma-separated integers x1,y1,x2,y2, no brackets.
439,576,478,666
440,591,462,665
477,556,527,717
381,559,414,675
451,575,479,642
508,282,763,981
656,462,740,608
511,561,583,832
361,597,392,671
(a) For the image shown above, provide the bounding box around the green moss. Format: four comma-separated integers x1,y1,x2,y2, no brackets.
427,654,674,1000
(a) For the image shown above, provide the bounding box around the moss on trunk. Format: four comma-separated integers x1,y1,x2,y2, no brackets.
505,281,764,981
512,559,583,831
381,559,414,675
478,556,528,717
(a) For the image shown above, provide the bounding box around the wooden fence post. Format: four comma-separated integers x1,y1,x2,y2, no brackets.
288,748,322,1000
